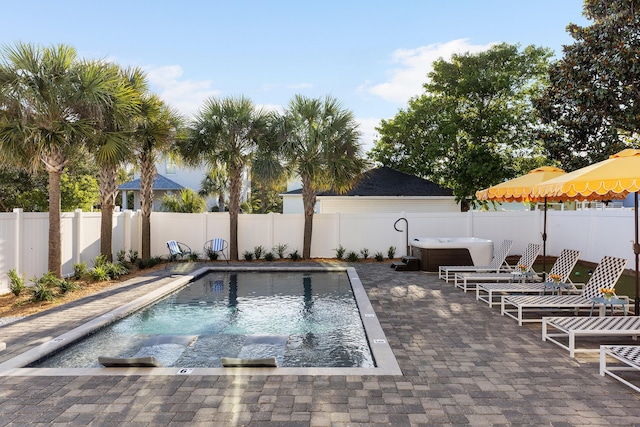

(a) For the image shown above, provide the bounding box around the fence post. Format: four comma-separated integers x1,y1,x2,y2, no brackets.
74,209,83,265
12,208,23,274
123,209,132,254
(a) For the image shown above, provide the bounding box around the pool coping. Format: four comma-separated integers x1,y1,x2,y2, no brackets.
0,266,402,376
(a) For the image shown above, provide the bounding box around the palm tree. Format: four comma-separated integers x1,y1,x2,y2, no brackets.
281,95,367,258
0,43,121,277
93,66,145,261
182,96,269,260
252,113,290,213
199,164,229,211
131,95,181,259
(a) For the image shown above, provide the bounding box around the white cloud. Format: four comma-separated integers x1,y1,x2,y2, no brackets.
144,65,221,117
364,39,494,105
356,117,381,154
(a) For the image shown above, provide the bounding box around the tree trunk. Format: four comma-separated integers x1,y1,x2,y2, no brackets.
48,168,63,277
228,163,243,261
99,164,119,262
301,175,316,259
139,151,156,260
218,193,225,211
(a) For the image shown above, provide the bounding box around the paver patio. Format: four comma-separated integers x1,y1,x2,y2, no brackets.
0,261,639,426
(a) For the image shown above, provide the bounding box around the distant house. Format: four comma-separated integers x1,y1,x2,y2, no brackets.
281,166,458,214
117,156,251,212
118,174,184,211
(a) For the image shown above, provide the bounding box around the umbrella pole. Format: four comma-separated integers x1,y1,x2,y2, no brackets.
542,197,548,281
635,192,639,316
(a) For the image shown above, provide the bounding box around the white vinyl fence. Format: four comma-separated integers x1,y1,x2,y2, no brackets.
0,207,637,293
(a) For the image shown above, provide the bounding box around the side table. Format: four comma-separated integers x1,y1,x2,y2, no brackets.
589,297,627,316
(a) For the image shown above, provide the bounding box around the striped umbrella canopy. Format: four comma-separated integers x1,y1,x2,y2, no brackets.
530,149,640,315
476,166,566,276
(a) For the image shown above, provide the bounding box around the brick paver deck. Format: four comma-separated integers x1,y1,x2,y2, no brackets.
1,261,639,426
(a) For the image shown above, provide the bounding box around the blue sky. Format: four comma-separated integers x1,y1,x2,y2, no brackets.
2,1,589,151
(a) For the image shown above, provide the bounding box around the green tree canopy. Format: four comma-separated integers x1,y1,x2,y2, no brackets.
161,188,207,213
370,43,553,210
281,94,366,258
535,0,639,170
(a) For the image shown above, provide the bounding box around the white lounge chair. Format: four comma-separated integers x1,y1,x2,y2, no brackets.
438,240,513,282
501,256,628,325
476,249,581,307
453,243,540,292
600,345,640,392
543,316,640,358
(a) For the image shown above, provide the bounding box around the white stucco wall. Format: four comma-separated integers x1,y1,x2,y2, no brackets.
282,195,459,214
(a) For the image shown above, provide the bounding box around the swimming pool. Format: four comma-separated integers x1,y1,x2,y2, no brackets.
0,266,400,376
34,270,373,368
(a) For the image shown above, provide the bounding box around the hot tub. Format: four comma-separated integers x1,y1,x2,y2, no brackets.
410,237,494,272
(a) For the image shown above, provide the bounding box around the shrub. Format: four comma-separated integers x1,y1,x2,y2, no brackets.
89,265,110,282
188,252,200,262
264,252,275,261
8,269,25,296
360,248,370,260
31,282,55,302
106,262,129,279
204,247,219,261
58,278,80,294
30,273,56,302
387,246,396,259
128,249,139,264
273,243,288,259
72,262,87,280
139,256,163,269
116,249,127,263
243,251,254,261
374,251,385,262
253,245,265,260
334,245,346,260
93,254,108,268
289,249,301,261
346,251,359,262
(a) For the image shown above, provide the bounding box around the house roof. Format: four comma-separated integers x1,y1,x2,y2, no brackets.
284,166,453,197
118,175,185,191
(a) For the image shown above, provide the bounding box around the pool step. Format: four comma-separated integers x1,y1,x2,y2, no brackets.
391,256,421,271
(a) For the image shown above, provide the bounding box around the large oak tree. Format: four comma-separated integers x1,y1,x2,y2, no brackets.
370,43,553,210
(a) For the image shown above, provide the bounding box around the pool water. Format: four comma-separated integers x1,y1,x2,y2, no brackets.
33,271,375,368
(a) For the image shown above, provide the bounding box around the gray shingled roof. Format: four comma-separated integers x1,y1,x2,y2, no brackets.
118,175,185,191
283,167,453,197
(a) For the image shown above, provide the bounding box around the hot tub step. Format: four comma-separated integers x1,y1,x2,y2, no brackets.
391,256,421,271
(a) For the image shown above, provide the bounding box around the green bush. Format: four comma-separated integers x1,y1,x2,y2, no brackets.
387,246,396,259
58,278,80,294
346,251,359,262
89,265,110,282
253,245,265,260
374,251,385,262
72,262,87,280
128,249,139,265
204,247,219,260
106,262,129,279
360,248,370,260
188,252,200,262
116,249,127,263
289,250,301,261
243,251,254,261
31,282,55,302
8,269,25,296
273,243,288,259
93,254,108,268
138,256,163,269
30,273,56,302
264,252,275,261
334,245,346,260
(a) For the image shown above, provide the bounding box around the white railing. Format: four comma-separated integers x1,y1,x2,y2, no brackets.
0,208,637,293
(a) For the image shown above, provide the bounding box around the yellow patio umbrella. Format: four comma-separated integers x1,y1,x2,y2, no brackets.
476,166,566,276
530,149,640,315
